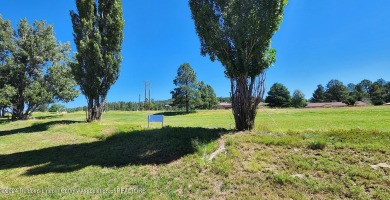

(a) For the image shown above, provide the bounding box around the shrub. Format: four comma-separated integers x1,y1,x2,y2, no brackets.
308,139,327,150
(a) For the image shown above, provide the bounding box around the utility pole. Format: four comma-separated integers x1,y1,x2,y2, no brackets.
144,81,147,110
144,81,148,110
144,81,151,110
149,83,151,110
138,94,141,111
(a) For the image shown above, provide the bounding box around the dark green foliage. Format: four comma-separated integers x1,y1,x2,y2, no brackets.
357,79,372,100
197,81,218,110
0,85,16,118
343,83,358,106
189,0,288,130
0,16,16,117
0,16,78,120
385,82,390,103
206,85,218,109
70,0,124,122
310,84,326,103
312,78,389,105
291,90,307,108
171,63,199,113
350,84,366,101
324,79,349,102
369,82,386,105
344,96,357,106
265,83,291,107
0,85,16,109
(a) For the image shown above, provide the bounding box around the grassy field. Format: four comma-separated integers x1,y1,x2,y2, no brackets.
0,106,389,199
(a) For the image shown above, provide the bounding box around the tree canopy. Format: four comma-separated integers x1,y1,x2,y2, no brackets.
197,81,218,110
171,63,200,113
189,0,288,130
310,78,389,105
291,90,306,108
325,80,349,102
265,83,291,107
310,84,325,103
0,16,78,120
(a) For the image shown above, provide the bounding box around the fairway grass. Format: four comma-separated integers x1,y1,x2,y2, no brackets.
0,106,389,199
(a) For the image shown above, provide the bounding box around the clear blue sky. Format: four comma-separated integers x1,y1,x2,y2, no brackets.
1,0,389,108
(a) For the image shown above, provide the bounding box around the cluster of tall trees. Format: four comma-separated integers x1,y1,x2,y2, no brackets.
0,0,124,122
0,16,78,119
171,63,218,113
2,0,289,132
265,83,306,108
310,79,390,105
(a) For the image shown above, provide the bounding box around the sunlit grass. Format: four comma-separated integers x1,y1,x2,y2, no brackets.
0,106,389,199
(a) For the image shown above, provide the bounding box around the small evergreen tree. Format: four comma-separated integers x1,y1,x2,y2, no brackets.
197,81,208,109
206,84,218,109
197,81,218,110
310,84,325,103
369,82,386,105
171,63,199,113
291,90,306,108
265,83,291,108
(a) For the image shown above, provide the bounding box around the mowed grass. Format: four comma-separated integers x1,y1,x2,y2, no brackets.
0,106,389,199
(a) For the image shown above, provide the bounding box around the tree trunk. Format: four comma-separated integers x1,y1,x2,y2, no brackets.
12,76,28,120
185,90,189,113
86,95,106,122
12,102,26,120
230,73,266,131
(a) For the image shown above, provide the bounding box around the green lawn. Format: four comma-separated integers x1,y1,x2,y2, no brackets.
0,106,389,199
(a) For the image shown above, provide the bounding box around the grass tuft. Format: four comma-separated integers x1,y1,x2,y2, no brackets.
307,138,327,150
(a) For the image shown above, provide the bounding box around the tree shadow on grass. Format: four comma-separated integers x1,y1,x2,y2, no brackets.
0,118,11,125
0,127,226,175
154,111,195,116
0,120,81,137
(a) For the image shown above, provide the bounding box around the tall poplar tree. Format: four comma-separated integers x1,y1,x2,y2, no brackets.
189,0,287,130
70,0,124,122
0,15,15,117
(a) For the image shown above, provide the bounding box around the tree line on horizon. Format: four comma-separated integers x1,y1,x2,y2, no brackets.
264,78,390,108
38,99,173,113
